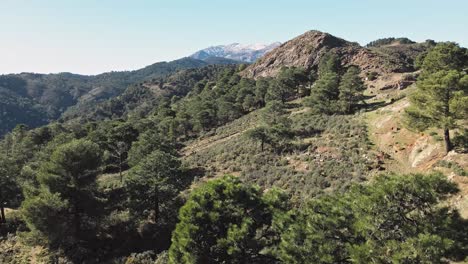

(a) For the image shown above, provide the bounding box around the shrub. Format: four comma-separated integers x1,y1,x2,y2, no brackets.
365,71,378,81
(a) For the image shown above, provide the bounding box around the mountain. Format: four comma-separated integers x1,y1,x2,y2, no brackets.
1,29,467,263
241,30,429,79
0,32,430,137
0,58,218,136
190,42,281,63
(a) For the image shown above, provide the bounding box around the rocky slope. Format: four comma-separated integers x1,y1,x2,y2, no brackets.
241,30,427,80
190,42,281,63
365,93,468,218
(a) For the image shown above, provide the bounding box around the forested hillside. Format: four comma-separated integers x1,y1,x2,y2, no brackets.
0,31,467,263
0,58,215,136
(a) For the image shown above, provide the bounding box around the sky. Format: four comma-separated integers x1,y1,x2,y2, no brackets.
1,0,467,75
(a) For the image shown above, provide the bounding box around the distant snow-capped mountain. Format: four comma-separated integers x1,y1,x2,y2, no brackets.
190,42,281,63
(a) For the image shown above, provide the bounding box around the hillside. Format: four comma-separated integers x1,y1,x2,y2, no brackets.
1,32,429,137
364,91,468,218
241,30,429,80
59,31,430,125
0,58,211,136
62,64,239,122
0,29,466,263
0,87,49,136
181,88,468,214
182,102,377,198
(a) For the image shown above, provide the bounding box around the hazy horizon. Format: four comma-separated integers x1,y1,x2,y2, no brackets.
2,0,467,75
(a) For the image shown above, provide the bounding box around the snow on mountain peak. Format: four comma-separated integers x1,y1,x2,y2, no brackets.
190,42,281,63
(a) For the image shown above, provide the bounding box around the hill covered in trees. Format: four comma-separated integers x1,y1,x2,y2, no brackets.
0,30,467,263
0,58,222,136
0,32,433,137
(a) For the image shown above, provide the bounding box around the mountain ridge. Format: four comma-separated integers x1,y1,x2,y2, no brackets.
0,31,430,136
0,57,212,136
190,42,281,63
241,30,428,79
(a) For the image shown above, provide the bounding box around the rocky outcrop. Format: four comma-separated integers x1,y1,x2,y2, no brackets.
241,30,418,79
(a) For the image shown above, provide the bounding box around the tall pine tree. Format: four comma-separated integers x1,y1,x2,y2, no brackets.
404,42,468,153
22,139,102,255
338,66,366,114
168,175,288,264
305,72,340,114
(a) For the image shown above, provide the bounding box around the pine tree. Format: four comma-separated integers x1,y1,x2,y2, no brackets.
245,101,292,152
274,173,464,263
246,126,269,151
126,150,182,224
304,51,343,114
168,175,287,264
305,72,340,114
127,131,174,167
318,51,341,77
0,155,21,223
338,66,366,114
22,139,102,250
255,78,271,107
404,42,468,153
266,67,309,103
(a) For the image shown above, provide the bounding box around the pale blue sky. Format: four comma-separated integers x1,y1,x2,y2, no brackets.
1,0,467,75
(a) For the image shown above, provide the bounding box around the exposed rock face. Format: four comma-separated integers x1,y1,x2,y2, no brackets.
241,30,415,79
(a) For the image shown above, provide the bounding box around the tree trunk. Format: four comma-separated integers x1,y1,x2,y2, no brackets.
119,160,123,183
0,205,6,223
261,140,264,152
73,204,81,239
444,128,452,153
154,186,159,224
119,152,124,183
443,88,452,154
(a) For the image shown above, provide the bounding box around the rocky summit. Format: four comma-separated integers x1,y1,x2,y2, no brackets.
241,30,424,79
